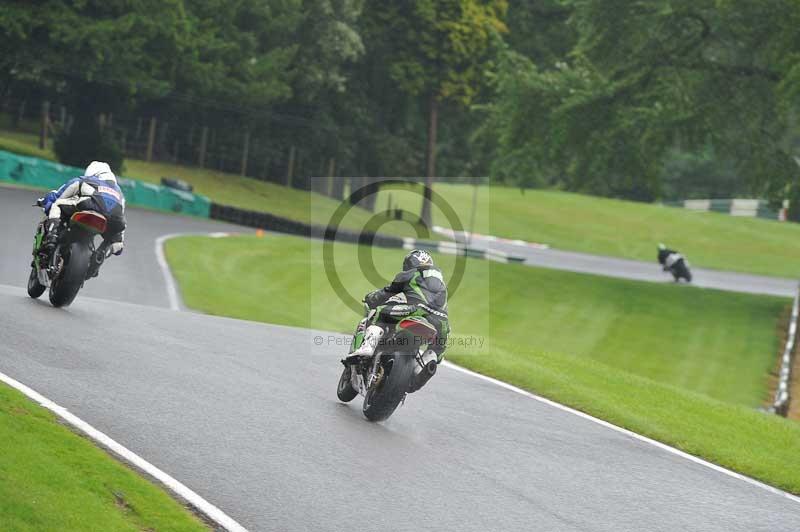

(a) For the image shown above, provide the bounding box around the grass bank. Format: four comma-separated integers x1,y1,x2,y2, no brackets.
377,182,800,278
0,383,207,531
164,233,800,494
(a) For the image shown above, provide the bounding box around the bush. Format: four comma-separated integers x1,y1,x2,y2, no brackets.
53,115,123,173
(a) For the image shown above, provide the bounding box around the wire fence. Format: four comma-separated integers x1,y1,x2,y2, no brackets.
0,93,340,195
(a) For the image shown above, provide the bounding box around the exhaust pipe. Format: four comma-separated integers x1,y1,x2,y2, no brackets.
409,351,438,393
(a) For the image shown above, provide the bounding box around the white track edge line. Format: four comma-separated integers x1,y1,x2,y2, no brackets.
155,234,184,311
154,231,800,504
440,360,800,504
0,370,249,532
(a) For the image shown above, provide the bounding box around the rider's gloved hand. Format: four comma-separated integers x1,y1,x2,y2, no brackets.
364,289,384,309
110,242,124,256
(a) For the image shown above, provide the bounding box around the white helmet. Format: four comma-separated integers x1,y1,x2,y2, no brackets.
84,161,117,184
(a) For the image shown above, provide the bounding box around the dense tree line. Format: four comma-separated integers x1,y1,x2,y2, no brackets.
2,0,800,204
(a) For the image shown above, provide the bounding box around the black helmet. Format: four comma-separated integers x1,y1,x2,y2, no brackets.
403,249,434,271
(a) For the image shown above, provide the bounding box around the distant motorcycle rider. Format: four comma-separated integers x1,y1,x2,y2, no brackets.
657,243,682,271
348,249,450,387
40,161,126,267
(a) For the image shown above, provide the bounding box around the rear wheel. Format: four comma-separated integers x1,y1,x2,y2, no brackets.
362,351,415,422
49,241,90,307
27,267,46,299
337,365,358,402
676,261,692,283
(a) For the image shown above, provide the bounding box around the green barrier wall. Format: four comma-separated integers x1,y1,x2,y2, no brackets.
0,150,210,217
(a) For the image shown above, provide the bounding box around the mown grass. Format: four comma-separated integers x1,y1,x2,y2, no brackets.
377,182,800,278
0,383,207,532
165,233,800,494
0,130,52,160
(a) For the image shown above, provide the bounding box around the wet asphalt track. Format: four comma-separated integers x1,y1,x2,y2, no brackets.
1,185,799,531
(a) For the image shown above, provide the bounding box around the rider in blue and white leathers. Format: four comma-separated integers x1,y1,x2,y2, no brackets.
41,161,126,259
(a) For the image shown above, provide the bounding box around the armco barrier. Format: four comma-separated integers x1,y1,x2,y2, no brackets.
771,286,800,416
0,150,210,217
209,202,526,263
665,197,782,220
209,202,404,248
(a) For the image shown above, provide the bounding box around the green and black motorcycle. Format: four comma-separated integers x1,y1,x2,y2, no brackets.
28,206,110,307
337,304,439,422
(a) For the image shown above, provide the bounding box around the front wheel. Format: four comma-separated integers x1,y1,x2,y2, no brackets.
362,352,415,422
27,267,46,299
336,365,358,403
49,241,90,307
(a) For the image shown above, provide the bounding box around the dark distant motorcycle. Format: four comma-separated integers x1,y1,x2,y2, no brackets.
28,204,111,307
337,304,439,422
657,244,692,283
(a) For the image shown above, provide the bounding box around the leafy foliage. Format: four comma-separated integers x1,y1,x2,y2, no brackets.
4,0,800,202
486,0,800,201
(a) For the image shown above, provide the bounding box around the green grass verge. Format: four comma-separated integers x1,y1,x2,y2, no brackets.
0,383,207,531
164,233,800,494
166,233,783,406
0,130,424,238
377,182,800,278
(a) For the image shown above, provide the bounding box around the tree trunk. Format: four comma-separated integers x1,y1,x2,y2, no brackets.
421,95,439,228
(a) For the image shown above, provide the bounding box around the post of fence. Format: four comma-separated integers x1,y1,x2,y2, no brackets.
146,117,157,162
326,158,335,197
15,100,26,128
39,101,50,150
198,126,208,168
241,130,250,176
287,145,296,188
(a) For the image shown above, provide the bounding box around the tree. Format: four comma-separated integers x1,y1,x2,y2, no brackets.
487,0,800,202
363,0,507,226
0,0,194,169
0,0,306,170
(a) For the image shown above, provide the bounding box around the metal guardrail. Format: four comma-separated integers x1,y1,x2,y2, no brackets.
209,203,527,263
770,286,799,416
403,238,526,263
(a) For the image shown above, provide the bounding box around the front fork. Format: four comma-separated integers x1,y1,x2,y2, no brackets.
32,222,44,269
349,307,377,354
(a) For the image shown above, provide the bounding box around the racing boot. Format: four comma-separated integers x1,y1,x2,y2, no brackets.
345,325,384,365
41,219,60,255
